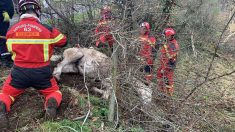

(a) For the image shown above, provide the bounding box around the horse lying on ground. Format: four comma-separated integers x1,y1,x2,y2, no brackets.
52,46,152,104
52,46,112,99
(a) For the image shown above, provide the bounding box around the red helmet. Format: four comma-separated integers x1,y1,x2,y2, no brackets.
164,28,176,37
101,5,111,14
101,6,112,20
140,22,150,31
18,0,41,17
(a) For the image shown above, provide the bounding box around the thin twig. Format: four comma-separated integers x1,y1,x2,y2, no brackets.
183,7,235,101
56,126,78,132
81,62,91,132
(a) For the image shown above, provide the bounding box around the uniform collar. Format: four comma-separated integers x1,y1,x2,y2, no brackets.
20,14,40,22
140,34,149,38
169,39,176,42
98,20,111,25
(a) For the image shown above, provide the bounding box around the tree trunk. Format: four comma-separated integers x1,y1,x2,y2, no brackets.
108,45,118,122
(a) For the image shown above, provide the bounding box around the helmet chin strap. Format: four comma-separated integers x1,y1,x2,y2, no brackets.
170,35,175,40
167,36,175,41
145,31,149,35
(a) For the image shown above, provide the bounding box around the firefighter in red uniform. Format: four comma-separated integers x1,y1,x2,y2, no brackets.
0,0,67,129
138,22,157,84
95,6,114,50
157,28,179,96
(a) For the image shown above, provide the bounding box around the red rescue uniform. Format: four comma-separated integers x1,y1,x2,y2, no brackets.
157,39,179,96
139,34,156,82
95,20,114,48
0,16,67,112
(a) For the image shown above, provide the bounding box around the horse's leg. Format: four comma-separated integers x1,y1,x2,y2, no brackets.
92,87,105,95
53,59,70,80
53,48,84,80
101,78,112,99
62,64,79,73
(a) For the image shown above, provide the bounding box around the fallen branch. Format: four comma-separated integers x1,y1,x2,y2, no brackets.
222,32,235,43
72,115,87,121
184,69,235,101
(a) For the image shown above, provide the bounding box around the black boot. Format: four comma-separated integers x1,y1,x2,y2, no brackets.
45,98,58,120
0,102,8,130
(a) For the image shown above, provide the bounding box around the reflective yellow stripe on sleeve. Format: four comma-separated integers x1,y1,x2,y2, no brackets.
12,52,16,60
51,34,64,44
139,37,155,46
6,40,16,60
43,34,64,61
9,95,15,102
43,43,49,61
6,41,13,52
56,90,62,95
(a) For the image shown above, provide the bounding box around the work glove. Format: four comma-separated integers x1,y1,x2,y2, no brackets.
2,11,10,22
168,59,176,69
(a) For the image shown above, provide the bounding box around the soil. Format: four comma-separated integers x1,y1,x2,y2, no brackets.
0,66,99,132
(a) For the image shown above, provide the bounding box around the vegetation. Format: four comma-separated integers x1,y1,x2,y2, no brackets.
1,0,235,131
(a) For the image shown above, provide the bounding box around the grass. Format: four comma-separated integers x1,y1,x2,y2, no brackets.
39,95,102,132
173,44,235,130
41,120,91,132
38,94,145,132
